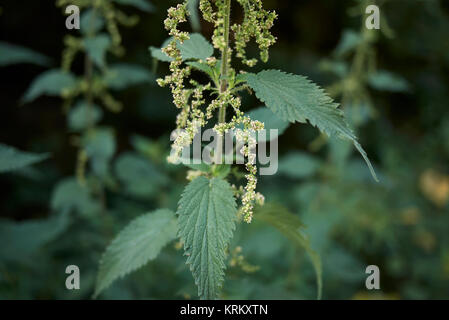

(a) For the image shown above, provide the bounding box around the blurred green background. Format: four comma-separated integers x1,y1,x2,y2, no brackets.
1,0,449,299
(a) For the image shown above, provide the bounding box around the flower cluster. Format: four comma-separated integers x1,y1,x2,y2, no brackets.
159,0,276,223
58,0,138,71
157,4,211,164
229,246,260,273
232,0,277,66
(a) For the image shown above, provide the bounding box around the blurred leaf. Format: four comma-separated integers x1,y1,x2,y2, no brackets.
114,152,168,198
80,9,104,35
13,166,45,180
22,69,78,103
0,213,69,263
278,151,322,179
292,182,321,209
84,128,116,160
0,41,51,67
150,33,214,62
83,34,111,68
368,70,410,92
344,100,373,126
149,38,172,62
333,30,361,58
68,100,103,131
177,176,237,299
255,203,322,300
83,128,116,177
328,137,352,168
94,209,177,297
130,134,166,161
105,64,154,90
113,0,155,12
188,0,201,31
344,159,381,183
319,59,349,77
0,144,49,173
51,178,101,216
244,69,378,182
324,246,365,283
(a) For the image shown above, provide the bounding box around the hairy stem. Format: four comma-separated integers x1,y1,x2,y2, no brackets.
218,0,232,124
215,0,232,164
77,7,97,186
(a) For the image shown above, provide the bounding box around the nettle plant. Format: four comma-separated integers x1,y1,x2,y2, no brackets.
95,0,377,300
321,0,408,129
23,0,154,216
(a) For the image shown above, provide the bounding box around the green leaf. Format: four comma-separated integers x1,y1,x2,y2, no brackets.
0,41,51,67
246,107,290,142
328,137,352,168
105,64,154,90
0,144,49,173
344,100,373,126
22,69,78,103
333,29,361,58
0,213,69,263
177,176,237,299
186,61,215,78
94,209,177,298
188,0,201,31
149,38,173,62
114,152,168,198
68,100,103,131
130,134,165,161
83,128,116,160
178,33,214,60
83,34,111,68
150,33,214,62
319,59,349,78
113,0,155,12
80,9,104,35
244,69,378,182
256,203,322,300
82,128,116,177
368,70,409,92
278,151,322,179
51,178,101,216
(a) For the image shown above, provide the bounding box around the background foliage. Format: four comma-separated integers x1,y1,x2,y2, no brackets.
1,0,449,299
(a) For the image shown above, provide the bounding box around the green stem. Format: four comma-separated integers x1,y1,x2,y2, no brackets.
214,0,232,164
218,0,232,124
